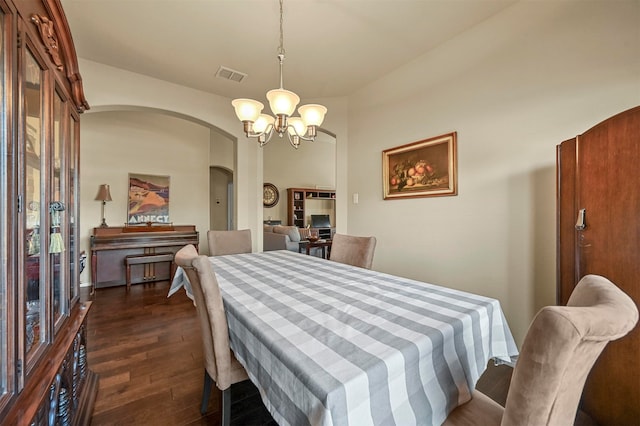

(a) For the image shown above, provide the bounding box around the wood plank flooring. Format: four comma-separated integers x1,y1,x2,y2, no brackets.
84,281,274,425
83,281,594,426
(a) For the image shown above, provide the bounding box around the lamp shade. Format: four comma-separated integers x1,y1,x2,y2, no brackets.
232,99,264,122
266,88,300,116
287,117,307,137
253,114,275,133
298,104,327,127
95,184,112,202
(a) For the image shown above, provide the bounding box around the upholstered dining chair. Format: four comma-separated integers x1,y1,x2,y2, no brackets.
443,274,638,426
329,233,377,269
207,229,252,256
174,244,249,426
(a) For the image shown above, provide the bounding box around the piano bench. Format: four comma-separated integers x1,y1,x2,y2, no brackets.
124,252,175,291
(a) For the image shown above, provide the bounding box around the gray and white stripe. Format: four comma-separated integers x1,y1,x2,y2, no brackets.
200,250,518,426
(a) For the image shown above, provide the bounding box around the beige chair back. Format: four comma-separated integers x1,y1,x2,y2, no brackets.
207,229,252,256
502,274,638,425
444,274,638,426
174,244,247,391
329,233,377,269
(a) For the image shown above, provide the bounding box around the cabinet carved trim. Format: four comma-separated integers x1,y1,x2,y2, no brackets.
39,0,89,111
30,14,63,70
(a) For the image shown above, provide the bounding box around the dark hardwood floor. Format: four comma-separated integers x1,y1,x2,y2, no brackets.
83,281,594,426
84,281,275,425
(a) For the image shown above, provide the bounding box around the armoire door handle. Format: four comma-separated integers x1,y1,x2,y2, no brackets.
575,208,586,231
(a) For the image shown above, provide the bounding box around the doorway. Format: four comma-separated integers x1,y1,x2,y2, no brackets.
209,166,233,230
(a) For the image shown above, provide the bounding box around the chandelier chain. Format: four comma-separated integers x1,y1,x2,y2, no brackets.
278,0,285,56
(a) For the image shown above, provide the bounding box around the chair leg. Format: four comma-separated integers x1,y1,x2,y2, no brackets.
222,388,231,426
200,370,214,415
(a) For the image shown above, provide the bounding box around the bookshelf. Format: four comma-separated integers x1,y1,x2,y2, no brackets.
287,188,336,238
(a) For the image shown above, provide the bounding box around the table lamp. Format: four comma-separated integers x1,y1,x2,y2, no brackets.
95,184,112,227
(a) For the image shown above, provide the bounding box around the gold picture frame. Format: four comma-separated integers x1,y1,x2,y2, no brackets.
382,132,457,200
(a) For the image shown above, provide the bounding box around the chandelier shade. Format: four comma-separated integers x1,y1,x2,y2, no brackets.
231,98,264,122
254,114,275,133
298,104,327,127
266,89,299,116
231,0,327,149
287,117,306,137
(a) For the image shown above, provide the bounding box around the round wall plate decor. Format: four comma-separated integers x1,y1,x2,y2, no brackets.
263,183,279,207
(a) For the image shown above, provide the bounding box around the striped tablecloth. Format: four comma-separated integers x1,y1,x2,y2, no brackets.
171,250,518,426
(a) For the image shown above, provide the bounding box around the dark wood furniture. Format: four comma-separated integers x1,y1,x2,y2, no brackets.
298,239,333,259
556,106,640,425
287,187,335,238
124,252,176,291
91,225,199,289
0,0,98,424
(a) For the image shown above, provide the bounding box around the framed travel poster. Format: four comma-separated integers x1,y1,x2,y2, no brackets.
127,173,170,224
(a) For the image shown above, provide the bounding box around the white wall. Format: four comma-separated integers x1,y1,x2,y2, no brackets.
77,59,264,252
210,130,234,170
76,59,264,271
75,1,638,343
77,60,348,282
347,0,640,343
209,131,234,231
80,111,211,285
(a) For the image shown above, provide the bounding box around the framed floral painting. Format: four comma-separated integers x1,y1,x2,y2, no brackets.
382,132,457,200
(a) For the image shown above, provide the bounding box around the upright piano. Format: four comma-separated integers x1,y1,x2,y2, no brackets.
90,224,199,289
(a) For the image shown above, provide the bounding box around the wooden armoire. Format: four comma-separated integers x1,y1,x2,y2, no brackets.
0,0,97,424
557,106,640,425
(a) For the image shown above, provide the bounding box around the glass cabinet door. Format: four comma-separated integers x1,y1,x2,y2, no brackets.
69,114,80,302
0,4,7,402
23,46,45,361
52,90,67,327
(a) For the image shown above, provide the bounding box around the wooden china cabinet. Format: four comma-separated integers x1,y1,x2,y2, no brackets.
0,0,97,424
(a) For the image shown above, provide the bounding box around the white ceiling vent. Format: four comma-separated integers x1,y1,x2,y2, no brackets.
216,66,247,83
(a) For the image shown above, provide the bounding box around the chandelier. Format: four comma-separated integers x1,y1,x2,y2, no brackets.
231,0,327,149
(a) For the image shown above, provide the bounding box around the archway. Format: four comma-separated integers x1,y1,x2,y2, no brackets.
79,107,237,279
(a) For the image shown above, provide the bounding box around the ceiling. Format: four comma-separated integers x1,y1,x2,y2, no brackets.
61,0,517,102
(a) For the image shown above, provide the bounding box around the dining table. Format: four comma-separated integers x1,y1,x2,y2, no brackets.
169,250,518,426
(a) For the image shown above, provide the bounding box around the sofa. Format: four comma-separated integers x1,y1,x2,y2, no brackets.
263,225,302,252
